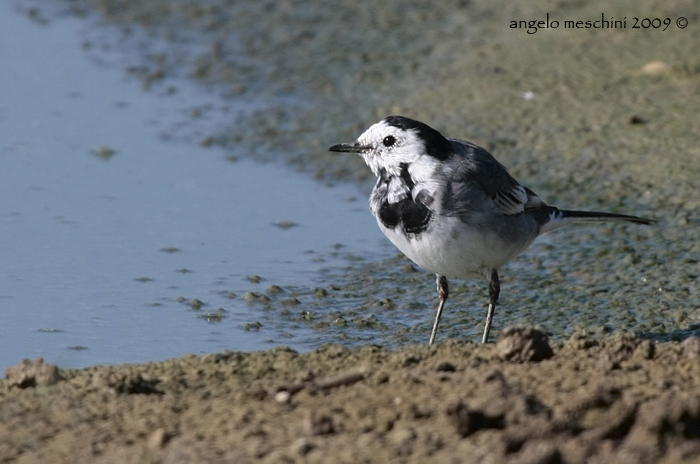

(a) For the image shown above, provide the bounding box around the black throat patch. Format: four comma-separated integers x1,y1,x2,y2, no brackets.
377,163,433,235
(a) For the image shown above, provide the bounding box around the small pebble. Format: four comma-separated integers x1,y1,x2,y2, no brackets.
314,288,328,298
93,146,115,160
267,285,284,294
275,390,291,404
275,220,298,230
402,264,417,273
290,437,314,456
148,428,168,449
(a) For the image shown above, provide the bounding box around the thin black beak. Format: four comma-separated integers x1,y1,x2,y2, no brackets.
328,142,369,153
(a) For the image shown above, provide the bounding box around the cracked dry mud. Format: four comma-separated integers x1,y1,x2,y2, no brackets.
3,329,700,463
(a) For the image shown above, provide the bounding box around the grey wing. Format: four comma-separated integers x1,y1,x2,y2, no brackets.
441,139,543,216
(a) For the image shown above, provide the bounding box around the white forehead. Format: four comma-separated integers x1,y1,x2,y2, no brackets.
357,120,422,146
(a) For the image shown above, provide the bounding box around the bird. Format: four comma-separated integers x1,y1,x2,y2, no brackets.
329,116,654,345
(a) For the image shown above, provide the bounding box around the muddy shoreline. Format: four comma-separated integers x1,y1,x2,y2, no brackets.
53,0,699,344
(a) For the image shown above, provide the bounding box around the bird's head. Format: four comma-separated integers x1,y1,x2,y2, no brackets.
329,116,453,177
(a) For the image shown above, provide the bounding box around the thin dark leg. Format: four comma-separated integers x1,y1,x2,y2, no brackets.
429,275,449,346
481,269,500,344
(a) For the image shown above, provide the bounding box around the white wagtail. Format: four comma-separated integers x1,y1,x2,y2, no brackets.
329,116,654,345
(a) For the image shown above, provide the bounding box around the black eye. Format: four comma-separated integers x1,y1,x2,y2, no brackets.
382,135,396,147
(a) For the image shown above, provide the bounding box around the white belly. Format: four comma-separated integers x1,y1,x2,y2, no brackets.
378,215,535,280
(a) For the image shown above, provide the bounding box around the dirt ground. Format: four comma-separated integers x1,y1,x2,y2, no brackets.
3,328,700,463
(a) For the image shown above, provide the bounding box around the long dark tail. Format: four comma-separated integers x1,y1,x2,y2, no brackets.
540,207,655,233
561,209,655,225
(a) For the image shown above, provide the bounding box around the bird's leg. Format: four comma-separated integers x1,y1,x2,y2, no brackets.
481,269,500,344
429,275,449,346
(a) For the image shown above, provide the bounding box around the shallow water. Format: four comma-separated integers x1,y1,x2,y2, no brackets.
0,1,389,370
